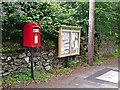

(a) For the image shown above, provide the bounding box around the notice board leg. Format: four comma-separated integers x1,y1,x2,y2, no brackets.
30,48,34,80
64,57,69,68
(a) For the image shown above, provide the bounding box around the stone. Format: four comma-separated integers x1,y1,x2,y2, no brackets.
14,59,27,66
3,65,12,72
57,64,63,68
0,70,4,74
35,66,44,71
0,56,7,60
28,63,35,68
41,58,45,62
8,61,14,65
46,60,50,63
41,51,48,56
2,63,7,68
24,57,30,63
0,61,2,66
18,65,28,68
44,56,48,60
2,72,10,77
7,56,12,61
48,52,54,57
12,65,18,71
36,61,42,66
27,51,31,56
16,67,28,73
45,65,51,71
18,53,26,58
8,69,14,73
33,57,38,62
37,57,41,60
12,56,17,59
6,56,13,62
44,63,49,66
34,53,40,56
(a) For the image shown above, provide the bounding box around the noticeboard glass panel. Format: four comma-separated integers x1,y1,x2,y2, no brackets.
61,32,70,55
71,32,79,53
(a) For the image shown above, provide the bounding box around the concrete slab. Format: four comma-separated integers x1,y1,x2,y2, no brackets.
85,68,119,87
96,70,119,83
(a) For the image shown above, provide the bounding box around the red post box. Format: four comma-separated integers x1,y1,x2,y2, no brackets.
23,23,41,48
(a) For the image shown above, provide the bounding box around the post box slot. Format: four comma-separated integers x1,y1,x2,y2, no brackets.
33,27,40,33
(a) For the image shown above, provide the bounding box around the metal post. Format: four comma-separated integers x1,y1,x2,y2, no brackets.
30,48,34,80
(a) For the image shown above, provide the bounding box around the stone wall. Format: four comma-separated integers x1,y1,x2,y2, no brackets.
98,39,116,56
0,49,64,77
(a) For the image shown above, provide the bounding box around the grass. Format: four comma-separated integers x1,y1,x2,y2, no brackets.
0,80,2,85
94,56,104,65
3,67,72,85
3,70,53,85
69,58,88,67
50,67,72,75
113,45,120,58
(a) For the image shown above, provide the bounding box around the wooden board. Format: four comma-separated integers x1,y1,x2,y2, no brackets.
58,25,81,58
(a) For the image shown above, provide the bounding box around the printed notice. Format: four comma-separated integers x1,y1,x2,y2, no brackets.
72,32,79,53
61,32,70,55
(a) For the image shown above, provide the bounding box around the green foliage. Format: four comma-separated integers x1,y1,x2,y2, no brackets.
69,57,88,67
3,68,72,85
44,40,55,49
50,67,71,75
94,56,104,65
2,41,24,53
113,45,120,58
1,2,120,56
69,58,76,67
95,2,120,41
3,70,53,84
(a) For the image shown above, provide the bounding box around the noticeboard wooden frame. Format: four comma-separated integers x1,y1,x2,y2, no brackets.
58,25,81,58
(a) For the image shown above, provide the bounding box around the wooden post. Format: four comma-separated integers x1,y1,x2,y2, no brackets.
88,0,95,66
64,57,69,68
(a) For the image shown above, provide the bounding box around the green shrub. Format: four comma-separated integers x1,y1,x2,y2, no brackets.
94,56,104,65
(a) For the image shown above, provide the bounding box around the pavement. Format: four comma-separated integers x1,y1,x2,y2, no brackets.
13,57,119,88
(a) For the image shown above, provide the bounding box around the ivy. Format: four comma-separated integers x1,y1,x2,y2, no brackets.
1,2,120,48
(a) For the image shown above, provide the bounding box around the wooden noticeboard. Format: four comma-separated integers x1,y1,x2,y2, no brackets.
58,25,81,58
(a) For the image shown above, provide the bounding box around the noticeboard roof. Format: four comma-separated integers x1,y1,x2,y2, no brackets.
61,25,82,30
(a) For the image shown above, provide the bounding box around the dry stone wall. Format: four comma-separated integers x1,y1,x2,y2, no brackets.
0,49,64,77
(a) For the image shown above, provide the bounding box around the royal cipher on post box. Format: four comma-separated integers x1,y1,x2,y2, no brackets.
23,23,41,48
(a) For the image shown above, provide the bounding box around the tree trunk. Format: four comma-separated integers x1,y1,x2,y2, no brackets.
88,0,95,66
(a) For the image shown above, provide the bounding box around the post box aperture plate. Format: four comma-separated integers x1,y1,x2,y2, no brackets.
33,27,40,33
